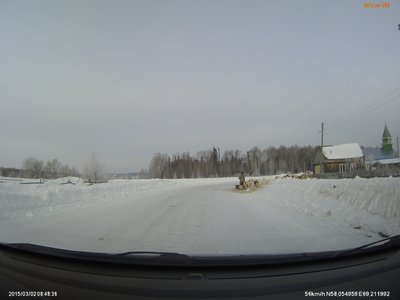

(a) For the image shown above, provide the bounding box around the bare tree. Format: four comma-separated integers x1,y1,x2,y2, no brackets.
70,166,79,177
60,164,71,177
83,152,106,183
148,153,168,178
22,157,44,178
44,158,61,178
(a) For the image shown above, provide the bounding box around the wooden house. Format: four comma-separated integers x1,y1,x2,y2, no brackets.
314,143,364,174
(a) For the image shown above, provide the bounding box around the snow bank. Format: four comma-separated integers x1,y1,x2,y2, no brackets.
263,177,400,237
271,177,400,218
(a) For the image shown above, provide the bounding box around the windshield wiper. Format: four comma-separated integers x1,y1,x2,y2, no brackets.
334,234,400,257
2,236,400,267
113,251,190,263
114,251,187,257
0,243,191,266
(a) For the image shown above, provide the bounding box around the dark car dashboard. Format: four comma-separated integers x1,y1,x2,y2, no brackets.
0,239,400,300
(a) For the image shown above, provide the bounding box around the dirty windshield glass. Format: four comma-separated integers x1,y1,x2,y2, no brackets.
0,0,399,256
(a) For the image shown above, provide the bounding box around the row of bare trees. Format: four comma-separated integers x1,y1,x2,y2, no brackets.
21,157,79,179
146,145,318,179
19,152,106,183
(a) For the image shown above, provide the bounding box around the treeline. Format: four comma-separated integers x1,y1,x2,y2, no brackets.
2,153,107,183
147,145,318,179
21,157,79,179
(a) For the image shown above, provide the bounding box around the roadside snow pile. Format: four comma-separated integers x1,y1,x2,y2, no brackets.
263,176,400,237
315,177,400,218
0,178,176,221
274,177,400,219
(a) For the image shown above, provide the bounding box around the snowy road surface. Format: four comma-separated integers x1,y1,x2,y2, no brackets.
1,176,399,254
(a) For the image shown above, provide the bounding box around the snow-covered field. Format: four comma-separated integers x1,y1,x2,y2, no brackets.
0,176,399,255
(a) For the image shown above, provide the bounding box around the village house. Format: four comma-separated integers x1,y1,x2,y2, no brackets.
314,125,399,175
314,143,364,174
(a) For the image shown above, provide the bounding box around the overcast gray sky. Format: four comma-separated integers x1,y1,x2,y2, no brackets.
1,0,399,173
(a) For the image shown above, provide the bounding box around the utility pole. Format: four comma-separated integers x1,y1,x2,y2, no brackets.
321,122,324,149
397,136,399,158
319,122,324,174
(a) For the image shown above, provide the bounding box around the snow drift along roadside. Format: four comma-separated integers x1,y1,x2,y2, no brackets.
276,176,400,219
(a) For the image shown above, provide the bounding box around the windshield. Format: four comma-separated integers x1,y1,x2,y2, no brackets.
0,0,399,258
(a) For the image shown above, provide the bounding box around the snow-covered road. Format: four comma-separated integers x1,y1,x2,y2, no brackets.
1,176,399,255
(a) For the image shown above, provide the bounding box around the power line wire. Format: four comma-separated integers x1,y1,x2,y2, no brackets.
325,84,400,135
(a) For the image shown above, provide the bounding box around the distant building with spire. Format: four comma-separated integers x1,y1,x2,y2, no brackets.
382,125,393,152
363,124,400,168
